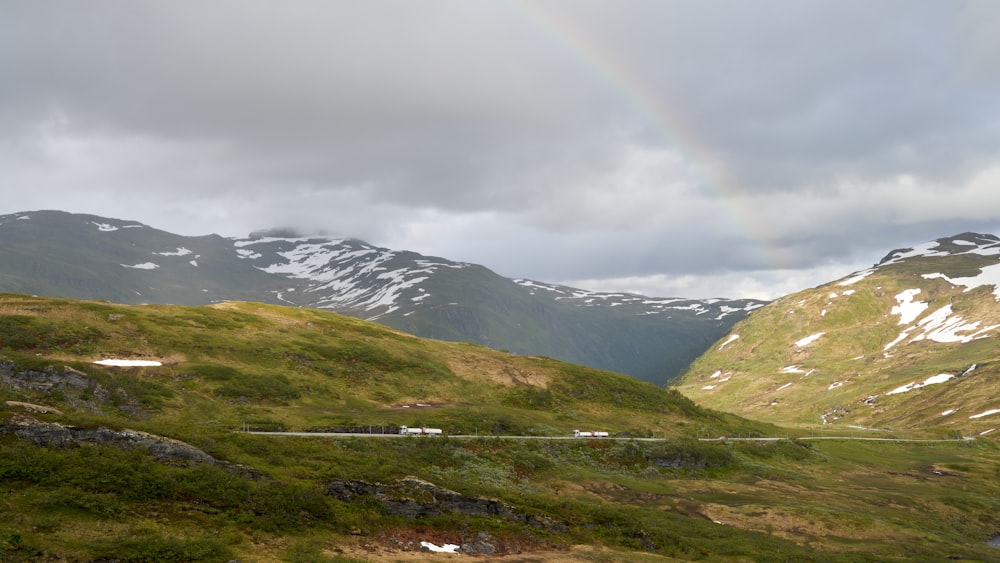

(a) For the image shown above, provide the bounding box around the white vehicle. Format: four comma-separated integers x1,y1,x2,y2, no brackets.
399,425,443,436
573,430,609,438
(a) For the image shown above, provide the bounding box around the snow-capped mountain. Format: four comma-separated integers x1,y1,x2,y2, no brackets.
677,233,1000,435
0,211,767,383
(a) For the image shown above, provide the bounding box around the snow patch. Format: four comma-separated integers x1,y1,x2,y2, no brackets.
717,334,739,350
794,332,825,348
892,289,927,325
91,221,118,232
923,263,1000,300
969,409,1000,419
941,409,957,416
420,542,460,553
155,247,193,257
839,269,874,286
94,359,162,367
911,304,999,343
887,373,954,395
781,365,805,374
121,262,159,270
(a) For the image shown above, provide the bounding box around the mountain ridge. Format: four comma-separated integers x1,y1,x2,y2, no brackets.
0,210,766,384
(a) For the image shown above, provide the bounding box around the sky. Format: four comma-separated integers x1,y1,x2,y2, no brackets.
3,0,1000,300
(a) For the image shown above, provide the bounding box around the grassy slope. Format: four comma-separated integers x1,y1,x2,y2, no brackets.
0,294,998,561
676,261,1000,436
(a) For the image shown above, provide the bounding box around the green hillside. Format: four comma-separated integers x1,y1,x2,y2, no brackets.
676,244,1000,437
2,293,999,561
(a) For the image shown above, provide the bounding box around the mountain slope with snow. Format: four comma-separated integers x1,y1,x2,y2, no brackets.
676,233,1000,436
0,211,767,383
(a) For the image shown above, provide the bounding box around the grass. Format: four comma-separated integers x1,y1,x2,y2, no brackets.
1,293,1000,560
675,266,1000,436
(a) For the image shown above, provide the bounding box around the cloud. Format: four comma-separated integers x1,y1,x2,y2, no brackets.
1,1,1000,300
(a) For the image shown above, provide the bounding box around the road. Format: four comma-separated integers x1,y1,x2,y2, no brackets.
244,431,975,443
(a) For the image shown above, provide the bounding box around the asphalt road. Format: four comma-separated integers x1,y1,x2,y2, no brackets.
244,431,975,443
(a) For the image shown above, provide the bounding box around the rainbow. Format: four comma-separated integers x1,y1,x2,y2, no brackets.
504,1,780,266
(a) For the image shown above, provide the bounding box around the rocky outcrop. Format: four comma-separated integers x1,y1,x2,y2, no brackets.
0,361,147,418
327,476,568,533
0,414,268,480
0,414,215,464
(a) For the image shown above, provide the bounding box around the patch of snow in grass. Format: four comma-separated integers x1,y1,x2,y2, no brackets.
941,409,957,416
842,289,855,296
980,428,995,435
776,382,793,391
828,381,844,390
911,304,999,343
420,542,460,553
794,332,824,347
839,269,874,286
892,289,927,325
969,409,1000,419
883,328,912,351
781,365,805,374
717,334,739,350
94,359,163,367
121,262,159,270
887,373,954,395
709,370,722,379
702,385,716,390
189,260,198,267
922,263,1000,300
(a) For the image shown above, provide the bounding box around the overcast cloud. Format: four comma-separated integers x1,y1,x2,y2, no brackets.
3,0,1000,299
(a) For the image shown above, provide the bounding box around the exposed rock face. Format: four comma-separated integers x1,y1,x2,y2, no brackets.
0,414,268,480
0,414,215,464
0,361,146,418
0,361,92,392
327,477,568,533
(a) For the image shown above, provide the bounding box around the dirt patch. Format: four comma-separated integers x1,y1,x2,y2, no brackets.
4,401,63,415
336,539,658,562
444,350,552,388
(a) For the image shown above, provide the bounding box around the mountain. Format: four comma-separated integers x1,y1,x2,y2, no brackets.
0,210,766,384
676,232,1000,436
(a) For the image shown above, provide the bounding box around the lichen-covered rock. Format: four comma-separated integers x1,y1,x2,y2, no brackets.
326,476,567,533
0,414,213,464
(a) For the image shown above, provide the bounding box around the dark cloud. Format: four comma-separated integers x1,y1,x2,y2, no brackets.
1,0,999,299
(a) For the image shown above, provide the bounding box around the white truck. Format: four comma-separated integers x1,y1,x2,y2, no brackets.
399,425,443,436
573,430,609,438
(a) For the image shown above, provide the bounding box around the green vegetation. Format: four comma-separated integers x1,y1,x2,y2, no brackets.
676,263,1000,436
1,293,999,561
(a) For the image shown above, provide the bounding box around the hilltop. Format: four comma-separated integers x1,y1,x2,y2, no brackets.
676,233,1000,436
